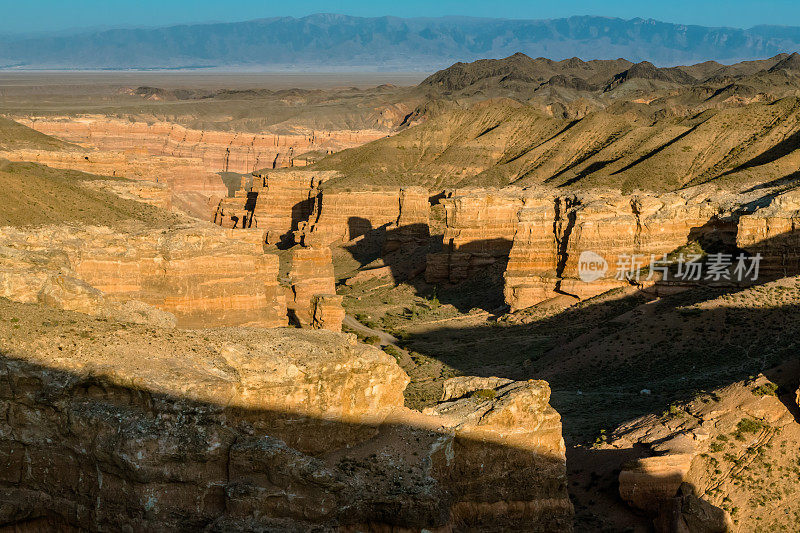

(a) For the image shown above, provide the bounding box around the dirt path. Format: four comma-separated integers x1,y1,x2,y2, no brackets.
343,314,398,346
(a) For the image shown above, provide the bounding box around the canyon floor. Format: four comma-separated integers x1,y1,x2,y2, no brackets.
2,58,800,531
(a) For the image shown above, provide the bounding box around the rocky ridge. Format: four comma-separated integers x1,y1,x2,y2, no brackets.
0,298,572,531
218,170,800,312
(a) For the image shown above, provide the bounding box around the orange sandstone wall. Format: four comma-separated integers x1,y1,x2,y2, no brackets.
288,247,340,328
213,170,335,243
0,225,288,328
9,117,383,219
505,190,724,310
18,117,385,174
736,190,800,276
298,186,430,248
426,190,524,283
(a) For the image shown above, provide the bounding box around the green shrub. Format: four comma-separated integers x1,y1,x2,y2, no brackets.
733,418,766,440
751,382,779,397
709,441,725,453
471,388,498,400
382,345,402,360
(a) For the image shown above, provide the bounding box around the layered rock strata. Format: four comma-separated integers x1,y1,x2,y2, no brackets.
81,178,173,211
422,376,573,529
310,294,346,332
504,189,725,310
5,117,382,220
18,117,385,174
213,170,333,244
426,189,524,283
0,224,287,328
288,247,339,328
0,301,572,531
297,186,430,248
736,189,800,276
0,147,229,217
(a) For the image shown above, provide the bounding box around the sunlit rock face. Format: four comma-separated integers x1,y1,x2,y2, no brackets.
310,294,345,332
504,189,725,310
213,170,333,243
6,117,382,219
0,224,288,328
296,186,430,248
423,377,573,530
421,186,724,303
287,246,338,328
426,189,524,283
0,301,572,532
17,117,384,174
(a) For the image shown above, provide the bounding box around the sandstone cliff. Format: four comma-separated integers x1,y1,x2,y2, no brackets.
504,189,725,310
426,189,523,283
736,189,800,276
0,224,288,328
420,186,725,309
4,117,381,221
18,117,384,174
297,186,430,249
0,147,228,219
0,299,572,531
288,247,340,329
213,170,334,244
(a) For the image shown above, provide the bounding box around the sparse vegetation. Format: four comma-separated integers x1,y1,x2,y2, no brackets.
751,382,779,396
470,388,497,400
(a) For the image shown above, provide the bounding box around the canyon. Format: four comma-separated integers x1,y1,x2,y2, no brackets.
216,168,797,313
2,50,800,532
16,117,384,175
1,117,383,219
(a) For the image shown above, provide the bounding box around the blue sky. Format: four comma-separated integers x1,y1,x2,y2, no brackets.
3,0,800,35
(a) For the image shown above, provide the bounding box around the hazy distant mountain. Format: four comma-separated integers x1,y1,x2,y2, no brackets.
2,14,800,71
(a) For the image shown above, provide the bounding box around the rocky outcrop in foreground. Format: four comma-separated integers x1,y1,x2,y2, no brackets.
607,374,799,532
0,300,572,531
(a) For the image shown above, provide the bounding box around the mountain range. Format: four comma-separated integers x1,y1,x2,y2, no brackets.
2,14,800,70
310,51,800,192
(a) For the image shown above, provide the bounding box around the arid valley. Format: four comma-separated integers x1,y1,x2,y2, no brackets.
1,20,800,532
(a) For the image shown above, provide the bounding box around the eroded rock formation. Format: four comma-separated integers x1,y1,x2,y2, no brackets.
297,186,430,248
213,170,333,244
418,186,727,309
0,300,572,531
18,117,385,174
422,376,573,529
3,117,382,220
310,294,345,332
288,246,339,329
736,189,800,276
426,189,523,283
0,147,229,219
0,224,288,328
504,189,725,310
